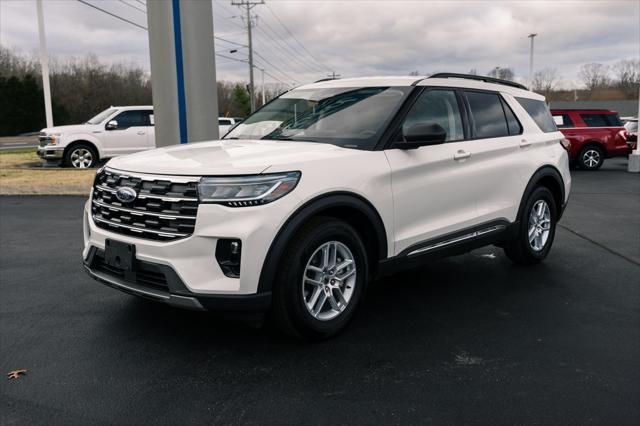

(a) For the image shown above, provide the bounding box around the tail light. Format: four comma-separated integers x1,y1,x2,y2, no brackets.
560,138,571,152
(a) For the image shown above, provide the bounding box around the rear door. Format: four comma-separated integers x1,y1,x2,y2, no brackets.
144,110,155,148
384,88,481,254
462,90,533,223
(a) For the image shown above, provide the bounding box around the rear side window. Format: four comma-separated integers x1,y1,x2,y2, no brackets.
581,113,622,127
219,118,232,125
501,99,522,135
516,97,557,133
113,111,147,129
465,91,509,138
553,114,574,128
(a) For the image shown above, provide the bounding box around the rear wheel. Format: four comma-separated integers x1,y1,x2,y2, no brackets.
504,186,557,265
578,145,604,170
65,143,98,169
271,217,368,340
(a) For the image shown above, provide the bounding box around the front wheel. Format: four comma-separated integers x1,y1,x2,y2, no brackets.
65,144,98,169
504,186,557,265
271,217,368,340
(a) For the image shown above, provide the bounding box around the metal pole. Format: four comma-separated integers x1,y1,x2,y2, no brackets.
36,0,53,128
245,3,255,112
528,33,537,85
261,68,265,106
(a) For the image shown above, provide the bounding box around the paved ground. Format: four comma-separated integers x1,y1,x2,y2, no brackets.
1,158,639,425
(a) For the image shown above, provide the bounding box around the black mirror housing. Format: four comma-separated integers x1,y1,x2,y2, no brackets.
397,123,447,149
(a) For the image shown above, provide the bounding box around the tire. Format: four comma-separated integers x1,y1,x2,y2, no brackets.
64,143,98,169
270,217,368,340
504,186,557,265
578,145,604,170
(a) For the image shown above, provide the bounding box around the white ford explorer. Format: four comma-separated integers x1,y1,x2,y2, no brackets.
83,74,571,339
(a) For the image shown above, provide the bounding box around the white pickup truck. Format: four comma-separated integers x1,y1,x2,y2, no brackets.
37,106,241,168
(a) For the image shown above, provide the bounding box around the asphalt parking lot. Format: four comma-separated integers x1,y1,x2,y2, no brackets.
1,158,639,425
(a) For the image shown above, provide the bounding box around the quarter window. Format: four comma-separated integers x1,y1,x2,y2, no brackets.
516,97,557,133
401,89,464,142
580,113,622,127
465,91,510,138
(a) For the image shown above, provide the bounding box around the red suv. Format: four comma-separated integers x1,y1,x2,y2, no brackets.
551,109,629,170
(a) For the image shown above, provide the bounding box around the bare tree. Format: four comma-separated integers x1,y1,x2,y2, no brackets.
578,63,609,91
531,68,560,94
613,59,640,98
468,68,478,75
487,67,515,81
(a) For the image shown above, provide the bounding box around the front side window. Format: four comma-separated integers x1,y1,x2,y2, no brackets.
113,111,147,129
466,91,509,138
224,86,413,150
516,97,557,133
400,89,464,142
553,114,574,128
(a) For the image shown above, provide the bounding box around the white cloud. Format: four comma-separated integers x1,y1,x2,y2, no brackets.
1,0,638,88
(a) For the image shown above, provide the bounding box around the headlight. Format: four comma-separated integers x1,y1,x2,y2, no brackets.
198,172,300,207
48,133,62,145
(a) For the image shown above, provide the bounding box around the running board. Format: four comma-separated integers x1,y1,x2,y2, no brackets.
406,225,506,257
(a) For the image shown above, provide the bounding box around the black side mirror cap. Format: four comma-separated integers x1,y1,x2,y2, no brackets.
396,123,447,149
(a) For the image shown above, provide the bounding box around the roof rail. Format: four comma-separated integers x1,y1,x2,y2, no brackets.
428,73,528,91
314,77,340,83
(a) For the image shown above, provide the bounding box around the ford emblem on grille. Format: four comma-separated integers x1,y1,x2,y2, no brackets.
115,186,137,203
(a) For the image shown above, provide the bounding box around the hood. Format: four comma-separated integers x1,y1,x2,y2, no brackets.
41,124,95,135
106,139,362,176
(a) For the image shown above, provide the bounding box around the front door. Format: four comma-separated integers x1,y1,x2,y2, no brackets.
385,88,480,255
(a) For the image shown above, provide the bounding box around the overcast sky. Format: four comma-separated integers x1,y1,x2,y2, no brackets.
1,0,639,89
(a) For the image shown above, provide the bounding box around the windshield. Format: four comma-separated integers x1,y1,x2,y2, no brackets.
224,86,412,150
87,108,117,125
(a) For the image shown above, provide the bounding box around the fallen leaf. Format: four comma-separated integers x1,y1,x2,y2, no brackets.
7,369,27,380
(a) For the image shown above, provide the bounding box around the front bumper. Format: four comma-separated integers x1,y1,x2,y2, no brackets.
83,247,271,311
82,194,297,311
37,145,64,160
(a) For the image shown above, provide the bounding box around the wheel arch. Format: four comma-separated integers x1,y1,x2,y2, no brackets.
257,192,389,293
517,166,565,222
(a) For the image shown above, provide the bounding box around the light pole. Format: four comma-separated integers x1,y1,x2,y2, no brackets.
36,0,53,128
528,33,537,85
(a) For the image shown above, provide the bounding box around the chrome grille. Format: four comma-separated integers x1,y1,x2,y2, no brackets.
91,168,200,241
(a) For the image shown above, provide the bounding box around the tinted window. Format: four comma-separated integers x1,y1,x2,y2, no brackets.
113,111,147,129
466,91,509,138
401,89,464,142
581,113,622,127
553,114,574,128
502,99,522,135
516,97,557,132
219,118,232,125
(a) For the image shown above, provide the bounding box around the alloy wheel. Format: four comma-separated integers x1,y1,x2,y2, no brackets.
70,148,93,168
528,200,551,251
582,149,601,168
302,241,357,321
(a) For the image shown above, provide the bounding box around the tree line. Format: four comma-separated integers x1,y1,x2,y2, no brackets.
0,47,287,136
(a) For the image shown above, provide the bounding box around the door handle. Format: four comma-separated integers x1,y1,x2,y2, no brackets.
520,139,531,148
453,150,472,161
137,131,146,135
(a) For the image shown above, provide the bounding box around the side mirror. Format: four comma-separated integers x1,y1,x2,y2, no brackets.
106,120,118,130
398,123,447,149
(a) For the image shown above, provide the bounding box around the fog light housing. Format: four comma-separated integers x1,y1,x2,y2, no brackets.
216,239,242,278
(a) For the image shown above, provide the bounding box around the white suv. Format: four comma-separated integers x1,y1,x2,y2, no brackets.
83,74,571,339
